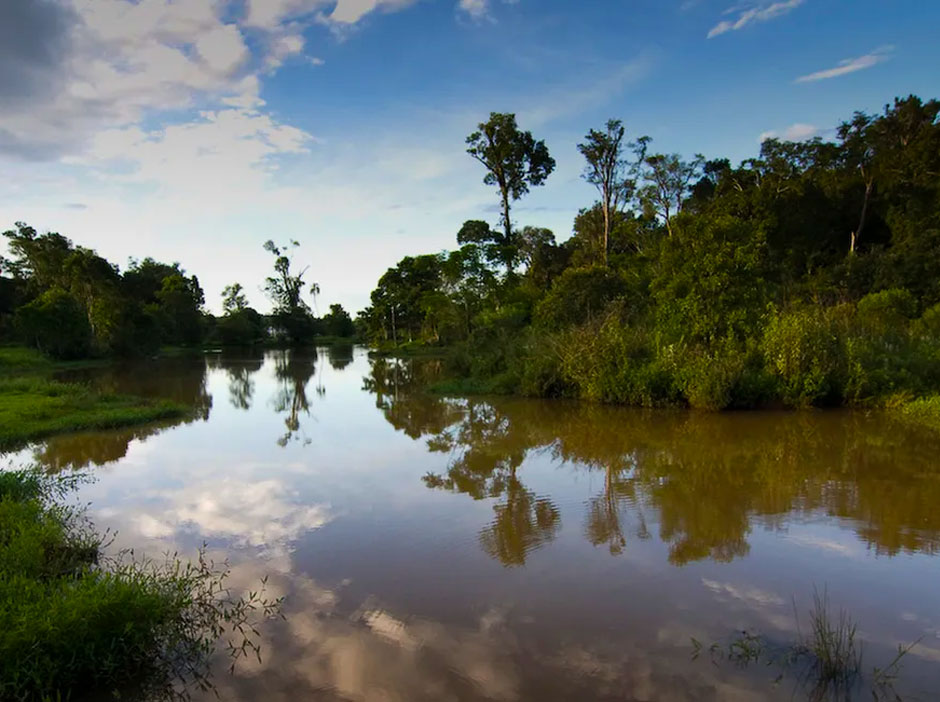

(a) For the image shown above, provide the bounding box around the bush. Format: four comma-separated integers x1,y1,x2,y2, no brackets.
762,306,847,407
673,342,773,410
0,470,282,701
14,289,92,360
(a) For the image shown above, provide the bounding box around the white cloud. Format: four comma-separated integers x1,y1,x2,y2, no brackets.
137,478,332,555
1,0,264,160
196,24,251,74
702,578,786,607
459,0,490,19
795,46,893,83
707,0,804,38
758,122,818,142
244,0,419,29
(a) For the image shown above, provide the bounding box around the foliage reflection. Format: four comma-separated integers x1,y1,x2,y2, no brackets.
363,360,940,566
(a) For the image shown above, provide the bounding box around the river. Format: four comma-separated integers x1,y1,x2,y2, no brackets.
11,347,940,701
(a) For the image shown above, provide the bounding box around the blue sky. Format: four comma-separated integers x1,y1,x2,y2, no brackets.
1,0,937,314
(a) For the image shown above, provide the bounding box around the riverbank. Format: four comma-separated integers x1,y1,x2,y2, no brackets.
0,346,187,450
0,469,279,700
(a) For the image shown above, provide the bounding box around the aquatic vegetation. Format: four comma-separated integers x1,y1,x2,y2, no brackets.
0,469,282,701
692,587,916,701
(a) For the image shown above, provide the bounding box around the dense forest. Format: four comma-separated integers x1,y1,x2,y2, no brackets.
359,95,940,409
0,230,355,358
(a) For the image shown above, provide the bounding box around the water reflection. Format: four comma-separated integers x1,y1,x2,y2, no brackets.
36,357,213,471
326,344,354,370
363,357,462,439
56,356,213,421
359,363,940,565
12,351,940,700
209,349,264,411
271,350,318,447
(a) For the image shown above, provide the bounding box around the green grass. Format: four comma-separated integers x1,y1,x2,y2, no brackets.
895,395,940,432
0,378,186,450
0,469,282,701
0,346,52,373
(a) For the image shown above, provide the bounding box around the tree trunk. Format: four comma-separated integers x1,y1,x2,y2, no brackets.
849,176,874,256
501,187,513,275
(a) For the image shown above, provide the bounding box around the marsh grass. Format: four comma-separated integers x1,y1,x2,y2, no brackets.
0,378,186,450
791,588,864,699
692,586,915,701
0,469,282,701
895,395,940,432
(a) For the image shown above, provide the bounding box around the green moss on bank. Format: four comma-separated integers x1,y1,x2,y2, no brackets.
0,378,186,450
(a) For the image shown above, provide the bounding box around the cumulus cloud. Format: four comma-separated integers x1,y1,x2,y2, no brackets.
0,0,260,160
135,478,332,555
795,46,893,83
707,0,804,38
758,122,818,142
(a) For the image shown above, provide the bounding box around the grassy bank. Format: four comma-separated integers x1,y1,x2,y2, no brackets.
0,469,280,701
0,378,186,451
895,395,940,432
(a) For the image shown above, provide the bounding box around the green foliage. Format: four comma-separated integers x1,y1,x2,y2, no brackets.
466,112,556,271
321,303,355,338
894,395,940,431
534,266,629,329
0,470,282,701
216,307,268,346
361,96,940,412
652,214,769,345
14,288,92,360
761,305,847,407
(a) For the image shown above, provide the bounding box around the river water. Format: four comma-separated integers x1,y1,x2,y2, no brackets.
12,348,940,701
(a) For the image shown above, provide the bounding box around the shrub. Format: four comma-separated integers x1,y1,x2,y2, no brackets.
762,305,847,407
0,470,282,701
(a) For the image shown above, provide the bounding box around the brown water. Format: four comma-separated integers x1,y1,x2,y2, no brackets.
11,348,940,700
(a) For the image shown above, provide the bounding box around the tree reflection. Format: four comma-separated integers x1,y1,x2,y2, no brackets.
212,350,265,411
326,344,354,370
363,359,940,565
271,350,317,447
422,400,560,566
480,475,560,566
363,357,462,439
37,357,213,471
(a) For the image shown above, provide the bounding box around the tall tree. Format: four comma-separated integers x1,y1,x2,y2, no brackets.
577,119,642,264
466,113,556,273
639,152,705,237
221,283,249,314
263,240,318,344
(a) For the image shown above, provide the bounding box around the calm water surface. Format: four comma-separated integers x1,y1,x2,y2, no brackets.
11,348,940,701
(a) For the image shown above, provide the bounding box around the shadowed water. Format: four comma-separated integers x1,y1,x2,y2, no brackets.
10,348,940,700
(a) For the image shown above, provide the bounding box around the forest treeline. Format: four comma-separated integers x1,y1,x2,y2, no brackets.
359,95,940,409
0,230,355,359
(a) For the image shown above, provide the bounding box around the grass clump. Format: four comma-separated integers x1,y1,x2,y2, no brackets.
0,469,282,701
0,378,186,450
894,395,940,432
693,586,916,701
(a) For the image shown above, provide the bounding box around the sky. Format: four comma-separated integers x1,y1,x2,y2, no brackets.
0,0,938,315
